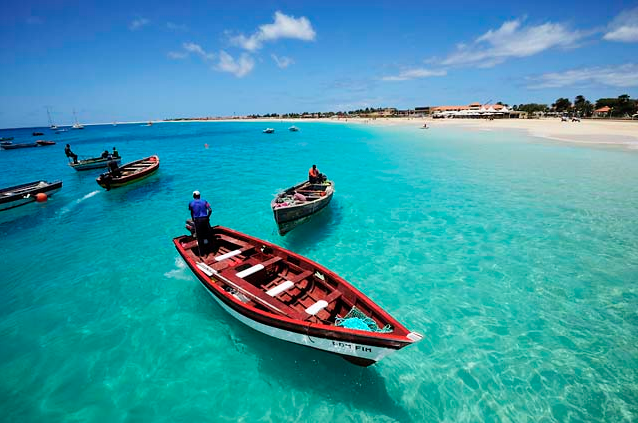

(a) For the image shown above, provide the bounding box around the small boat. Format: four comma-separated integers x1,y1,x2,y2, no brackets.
55,129,68,133
0,180,63,211
35,140,56,146
0,137,14,141
70,156,121,171
271,179,335,235
32,132,44,136
1,141,12,146
47,107,57,130
72,109,84,129
96,155,159,190
263,128,275,134
1,142,38,150
174,226,422,366
288,126,299,132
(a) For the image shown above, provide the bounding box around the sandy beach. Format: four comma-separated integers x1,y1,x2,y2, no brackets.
162,117,638,148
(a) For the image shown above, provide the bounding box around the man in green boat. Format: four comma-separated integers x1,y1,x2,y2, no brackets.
189,190,213,255
64,144,78,163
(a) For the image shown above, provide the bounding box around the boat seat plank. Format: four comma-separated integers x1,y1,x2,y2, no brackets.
220,270,305,319
283,269,313,283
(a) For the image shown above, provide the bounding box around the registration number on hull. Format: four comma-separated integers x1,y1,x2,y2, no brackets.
332,341,372,353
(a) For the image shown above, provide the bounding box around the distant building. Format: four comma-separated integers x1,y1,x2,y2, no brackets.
593,106,611,118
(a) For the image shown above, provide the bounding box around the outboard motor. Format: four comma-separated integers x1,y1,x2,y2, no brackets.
185,219,196,236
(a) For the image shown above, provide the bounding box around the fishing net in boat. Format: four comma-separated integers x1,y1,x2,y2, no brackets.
335,307,393,333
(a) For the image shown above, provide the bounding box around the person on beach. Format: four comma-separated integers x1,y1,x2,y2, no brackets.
64,144,78,163
112,147,119,158
189,190,213,255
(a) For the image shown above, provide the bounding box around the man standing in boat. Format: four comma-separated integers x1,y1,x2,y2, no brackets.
189,190,213,255
64,144,78,164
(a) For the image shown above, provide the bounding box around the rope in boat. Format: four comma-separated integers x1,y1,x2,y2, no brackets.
335,306,393,333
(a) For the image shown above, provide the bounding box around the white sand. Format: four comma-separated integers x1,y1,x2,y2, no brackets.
161,116,638,149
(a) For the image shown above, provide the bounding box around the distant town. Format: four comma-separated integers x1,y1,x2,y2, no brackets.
165,94,638,122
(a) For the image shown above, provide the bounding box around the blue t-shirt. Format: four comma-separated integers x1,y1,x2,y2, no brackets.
189,199,211,218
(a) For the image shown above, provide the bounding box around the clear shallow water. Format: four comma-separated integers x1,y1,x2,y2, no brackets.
0,122,637,422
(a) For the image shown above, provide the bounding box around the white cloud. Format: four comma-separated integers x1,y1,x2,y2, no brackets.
168,42,215,61
382,68,447,81
167,22,188,31
231,11,316,51
129,18,149,31
439,18,584,68
528,64,638,88
604,7,638,42
183,42,215,60
215,51,255,77
167,51,188,60
271,54,294,68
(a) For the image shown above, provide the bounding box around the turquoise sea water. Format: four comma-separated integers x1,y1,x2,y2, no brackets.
1,121,637,422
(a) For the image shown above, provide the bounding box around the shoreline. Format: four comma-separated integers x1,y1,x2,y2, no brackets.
161,117,638,149
5,117,638,149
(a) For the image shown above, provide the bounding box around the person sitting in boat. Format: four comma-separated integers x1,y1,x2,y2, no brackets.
112,147,119,158
101,150,111,159
309,164,326,184
189,190,213,255
107,159,121,177
64,144,78,164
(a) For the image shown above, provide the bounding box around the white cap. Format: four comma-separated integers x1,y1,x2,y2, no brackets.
193,190,200,196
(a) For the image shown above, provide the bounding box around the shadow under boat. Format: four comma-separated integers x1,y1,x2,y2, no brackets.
278,198,343,253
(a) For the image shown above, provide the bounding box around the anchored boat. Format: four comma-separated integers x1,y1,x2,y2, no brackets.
174,226,422,366
271,179,335,235
70,156,121,171
0,180,62,211
96,155,159,190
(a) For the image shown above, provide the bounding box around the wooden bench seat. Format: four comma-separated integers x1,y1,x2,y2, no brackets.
219,269,305,320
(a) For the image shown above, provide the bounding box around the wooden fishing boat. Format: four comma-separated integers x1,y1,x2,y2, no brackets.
0,137,14,141
271,179,335,235
70,156,121,171
0,180,62,211
96,155,159,190
35,140,56,146
263,128,275,133
174,226,422,366
1,142,38,150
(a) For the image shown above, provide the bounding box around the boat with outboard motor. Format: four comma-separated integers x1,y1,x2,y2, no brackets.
271,179,334,235
174,225,422,366
0,180,62,211
96,155,159,190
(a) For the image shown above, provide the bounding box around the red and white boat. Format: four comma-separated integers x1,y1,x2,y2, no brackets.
174,226,422,366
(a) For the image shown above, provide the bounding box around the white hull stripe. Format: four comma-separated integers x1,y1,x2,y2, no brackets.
203,287,398,363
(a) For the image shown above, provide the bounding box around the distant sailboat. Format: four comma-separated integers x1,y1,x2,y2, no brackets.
47,108,58,130
72,109,84,130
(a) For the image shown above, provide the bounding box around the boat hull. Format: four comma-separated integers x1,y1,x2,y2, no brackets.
272,181,335,235
1,143,38,150
70,157,121,171
201,282,397,366
96,155,159,190
0,181,62,211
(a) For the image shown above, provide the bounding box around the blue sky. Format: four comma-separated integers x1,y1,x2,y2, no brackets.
1,0,637,128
